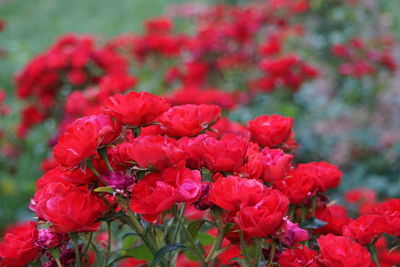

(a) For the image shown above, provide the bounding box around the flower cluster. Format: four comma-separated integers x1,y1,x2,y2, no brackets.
15,34,135,137
331,37,396,78
2,90,400,266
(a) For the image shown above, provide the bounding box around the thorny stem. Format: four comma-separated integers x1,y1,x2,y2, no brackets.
71,233,82,267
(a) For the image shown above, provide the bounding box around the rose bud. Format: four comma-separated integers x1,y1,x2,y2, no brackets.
194,183,215,210
101,171,136,190
274,217,309,246
36,228,65,249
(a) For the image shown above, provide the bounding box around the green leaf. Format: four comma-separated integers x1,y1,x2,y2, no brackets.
300,217,327,229
126,245,153,261
198,232,215,246
94,186,114,193
151,244,186,266
187,219,206,239
122,235,138,250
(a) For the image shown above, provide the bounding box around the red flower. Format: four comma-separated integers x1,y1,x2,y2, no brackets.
0,221,39,267
72,114,121,145
159,104,221,137
104,91,170,126
209,176,265,212
275,218,309,246
248,115,293,148
343,215,386,246
260,147,293,183
35,183,107,233
314,204,351,235
278,246,320,267
130,171,176,222
53,122,99,168
234,188,289,238
296,161,342,191
201,134,249,172
273,167,317,204
318,234,371,267
374,199,400,235
126,135,187,170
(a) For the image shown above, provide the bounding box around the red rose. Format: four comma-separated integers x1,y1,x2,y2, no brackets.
209,176,265,212
318,234,371,267
104,91,170,126
297,161,342,191
234,188,289,238
53,122,99,168
130,171,176,222
273,168,317,204
343,215,386,246
35,183,107,233
72,114,121,145
0,221,39,267
374,199,400,235
201,134,249,172
278,246,320,267
314,204,351,235
160,167,202,203
248,114,293,148
126,135,187,170
159,104,221,137
260,147,293,183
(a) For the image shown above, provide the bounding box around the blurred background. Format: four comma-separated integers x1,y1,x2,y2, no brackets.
1,0,400,232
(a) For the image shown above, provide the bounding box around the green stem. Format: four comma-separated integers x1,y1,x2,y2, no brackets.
50,248,62,267
171,205,185,243
267,240,276,267
87,160,107,185
71,233,82,267
173,208,205,263
82,232,93,259
368,243,381,267
98,148,114,172
253,238,263,267
103,221,112,266
206,226,226,265
311,195,318,217
239,230,252,267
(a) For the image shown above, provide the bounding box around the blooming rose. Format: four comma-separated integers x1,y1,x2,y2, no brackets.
104,91,170,126
275,218,309,246
314,204,351,235
234,188,289,237
0,221,39,267
273,168,317,204
343,215,386,245
374,199,400,235
318,234,371,267
159,104,221,137
296,161,342,191
35,184,107,233
126,135,187,170
201,134,249,172
278,246,320,267
72,114,121,145
130,171,176,222
260,147,293,183
53,122,99,168
248,114,293,148
209,176,265,212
